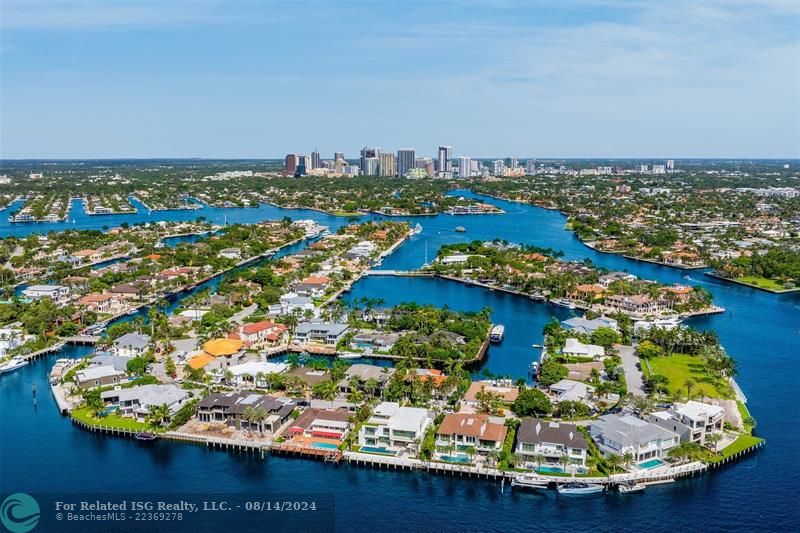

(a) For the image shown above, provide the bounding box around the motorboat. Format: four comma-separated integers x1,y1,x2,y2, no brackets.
0,356,28,374
557,482,604,495
454,226,466,233
511,473,549,490
410,223,423,235
618,482,646,493
489,324,505,343
550,298,576,310
529,361,539,377
337,352,362,360
134,431,158,441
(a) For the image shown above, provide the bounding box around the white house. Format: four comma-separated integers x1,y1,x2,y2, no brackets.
294,321,349,346
358,402,430,452
222,361,288,387
590,414,679,464
549,379,595,403
649,400,725,445
113,333,151,358
279,292,318,317
22,284,69,303
101,384,188,421
562,338,605,359
218,248,242,260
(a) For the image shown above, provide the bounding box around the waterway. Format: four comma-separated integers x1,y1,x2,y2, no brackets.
1,190,798,531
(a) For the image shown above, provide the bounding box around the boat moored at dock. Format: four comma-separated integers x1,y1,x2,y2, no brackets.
557,482,605,495
489,324,505,343
511,473,549,489
0,356,28,374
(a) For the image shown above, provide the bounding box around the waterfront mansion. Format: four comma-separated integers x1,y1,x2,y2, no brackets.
515,418,589,472
358,402,430,453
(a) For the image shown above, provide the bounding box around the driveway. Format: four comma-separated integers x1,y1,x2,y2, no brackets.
230,303,258,324
617,344,646,396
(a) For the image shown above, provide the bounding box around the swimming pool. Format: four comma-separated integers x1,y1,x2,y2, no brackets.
440,455,471,464
359,446,396,455
537,465,565,473
639,459,665,469
536,465,588,474
312,442,340,450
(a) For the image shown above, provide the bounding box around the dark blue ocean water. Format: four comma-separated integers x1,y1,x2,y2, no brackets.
1,191,798,532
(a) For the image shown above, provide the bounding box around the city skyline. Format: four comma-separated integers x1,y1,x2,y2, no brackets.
1,1,799,159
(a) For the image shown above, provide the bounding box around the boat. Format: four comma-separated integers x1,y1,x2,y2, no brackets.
489,324,505,343
0,356,29,374
454,226,466,232
557,482,604,495
511,473,549,489
134,431,158,441
550,298,576,310
531,343,543,349
618,482,646,493
529,361,539,377
337,352,362,360
410,223,423,235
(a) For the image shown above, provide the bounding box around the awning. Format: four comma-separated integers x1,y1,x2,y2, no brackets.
311,430,343,439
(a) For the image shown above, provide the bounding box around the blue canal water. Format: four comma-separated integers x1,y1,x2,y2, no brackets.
1,191,798,531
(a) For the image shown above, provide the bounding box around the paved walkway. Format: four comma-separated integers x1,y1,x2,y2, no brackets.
617,343,646,396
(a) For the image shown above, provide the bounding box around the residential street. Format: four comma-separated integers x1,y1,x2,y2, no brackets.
617,344,646,396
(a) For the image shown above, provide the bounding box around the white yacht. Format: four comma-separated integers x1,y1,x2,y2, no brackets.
511,473,549,490
490,324,505,343
0,356,29,374
557,482,604,495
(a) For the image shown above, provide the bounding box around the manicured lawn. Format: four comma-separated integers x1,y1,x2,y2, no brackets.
645,354,732,399
708,434,764,463
735,276,785,291
333,210,363,217
72,406,149,432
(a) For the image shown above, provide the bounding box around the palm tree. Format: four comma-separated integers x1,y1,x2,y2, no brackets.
621,452,635,471
242,405,257,436
607,453,623,474
533,454,545,472
684,378,695,400
559,452,571,474
705,433,723,453
465,446,477,465
147,403,170,429
253,407,268,436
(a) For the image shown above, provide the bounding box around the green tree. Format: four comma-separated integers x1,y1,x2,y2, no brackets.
511,388,552,417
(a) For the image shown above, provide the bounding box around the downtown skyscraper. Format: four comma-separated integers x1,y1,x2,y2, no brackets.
397,148,415,178
437,146,452,173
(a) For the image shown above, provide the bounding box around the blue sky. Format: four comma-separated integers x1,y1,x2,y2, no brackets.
1,0,798,159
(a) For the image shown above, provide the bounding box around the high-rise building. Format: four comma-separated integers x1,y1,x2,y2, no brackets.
508,157,518,169
458,157,471,178
635,164,648,173
437,146,452,173
296,155,311,176
666,159,675,170
335,152,345,163
311,150,321,170
651,164,666,174
363,157,379,176
379,153,397,177
284,154,299,176
416,157,435,178
397,148,415,178
360,147,380,174
525,160,536,175
492,160,505,176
